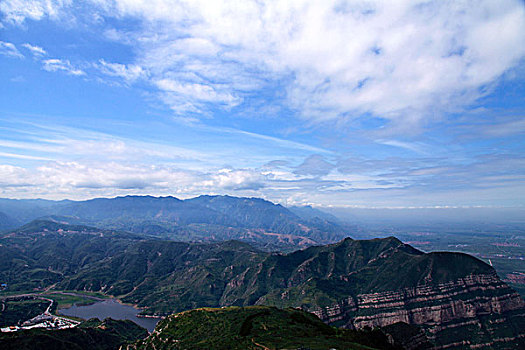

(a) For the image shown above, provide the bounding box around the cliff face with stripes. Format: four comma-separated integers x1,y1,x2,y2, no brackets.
226,238,525,349
310,273,525,349
49,228,524,349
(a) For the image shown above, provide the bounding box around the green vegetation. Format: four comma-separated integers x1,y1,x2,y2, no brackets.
41,292,97,310
133,306,401,350
0,220,144,292
1,219,523,348
58,236,495,315
0,318,148,350
362,224,525,298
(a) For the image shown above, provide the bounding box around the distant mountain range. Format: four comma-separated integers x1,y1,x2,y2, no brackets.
1,219,523,349
0,195,348,248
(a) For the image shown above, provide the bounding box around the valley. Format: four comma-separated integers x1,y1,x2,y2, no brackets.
2,1,523,348
60,299,160,332
0,195,524,349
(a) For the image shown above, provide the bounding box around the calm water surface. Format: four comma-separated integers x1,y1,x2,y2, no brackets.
59,299,160,332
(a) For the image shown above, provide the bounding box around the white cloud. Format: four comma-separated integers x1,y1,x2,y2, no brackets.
0,160,266,199
36,161,191,191
0,41,23,58
0,164,31,187
202,168,265,191
0,0,72,24
3,1,524,129
0,136,523,206
101,0,525,128
1,1,525,207
97,59,146,82
376,140,429,155
22,43,47,56
155,79,240,105
42,58,85,76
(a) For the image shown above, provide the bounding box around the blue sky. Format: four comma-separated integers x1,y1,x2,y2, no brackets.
0,0,524,208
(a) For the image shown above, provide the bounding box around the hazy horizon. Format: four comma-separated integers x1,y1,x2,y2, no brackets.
1,3,524,347
1,194,524,227
1,1,524,209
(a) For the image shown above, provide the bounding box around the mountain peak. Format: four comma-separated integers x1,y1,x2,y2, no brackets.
14,219,91,233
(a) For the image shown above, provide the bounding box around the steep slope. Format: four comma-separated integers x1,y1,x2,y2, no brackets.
0,220,144,291
0,211,18,231
240,238,525,349
127,306,404,350
57,236,525,348
1,221,522,348
59,240,266,314
187,195,345,240
288,204,341,223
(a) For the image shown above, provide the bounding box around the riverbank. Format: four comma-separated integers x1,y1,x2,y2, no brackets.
1,290,163,332
59,299,162,332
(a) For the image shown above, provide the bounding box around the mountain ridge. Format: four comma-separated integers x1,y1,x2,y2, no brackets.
127,306,413,350
1,220,512,348
1,213,524,348
0,195,347,248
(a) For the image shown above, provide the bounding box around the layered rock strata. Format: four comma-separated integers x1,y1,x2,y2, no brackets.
310,272,525,349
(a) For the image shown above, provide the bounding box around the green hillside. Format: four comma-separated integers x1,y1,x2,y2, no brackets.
130,306,403,350
0,220,144,291
1,220,522,348
58,235,495,315
0,298,51,327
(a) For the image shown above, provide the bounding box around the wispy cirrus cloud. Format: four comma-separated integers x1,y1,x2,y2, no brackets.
0,119,523,206
376,140,430,155
96,59,146,83
477,118,525,137
42,58,85,76
0,40,23,58
22,43,46,57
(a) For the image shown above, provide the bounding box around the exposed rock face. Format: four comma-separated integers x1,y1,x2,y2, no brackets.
56,234,525,349
309,272,525,349
225,237,525,349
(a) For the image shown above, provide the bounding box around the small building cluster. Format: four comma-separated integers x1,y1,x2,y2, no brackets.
1,314,79,332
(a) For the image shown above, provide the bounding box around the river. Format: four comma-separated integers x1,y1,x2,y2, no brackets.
59,299,161,332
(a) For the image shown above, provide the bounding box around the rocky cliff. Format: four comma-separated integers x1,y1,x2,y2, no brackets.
310,272,525,349
219,238,525,349
54,234,525,349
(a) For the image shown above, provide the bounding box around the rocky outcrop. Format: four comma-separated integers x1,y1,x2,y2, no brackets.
309,272,525,349
52,234,525,349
